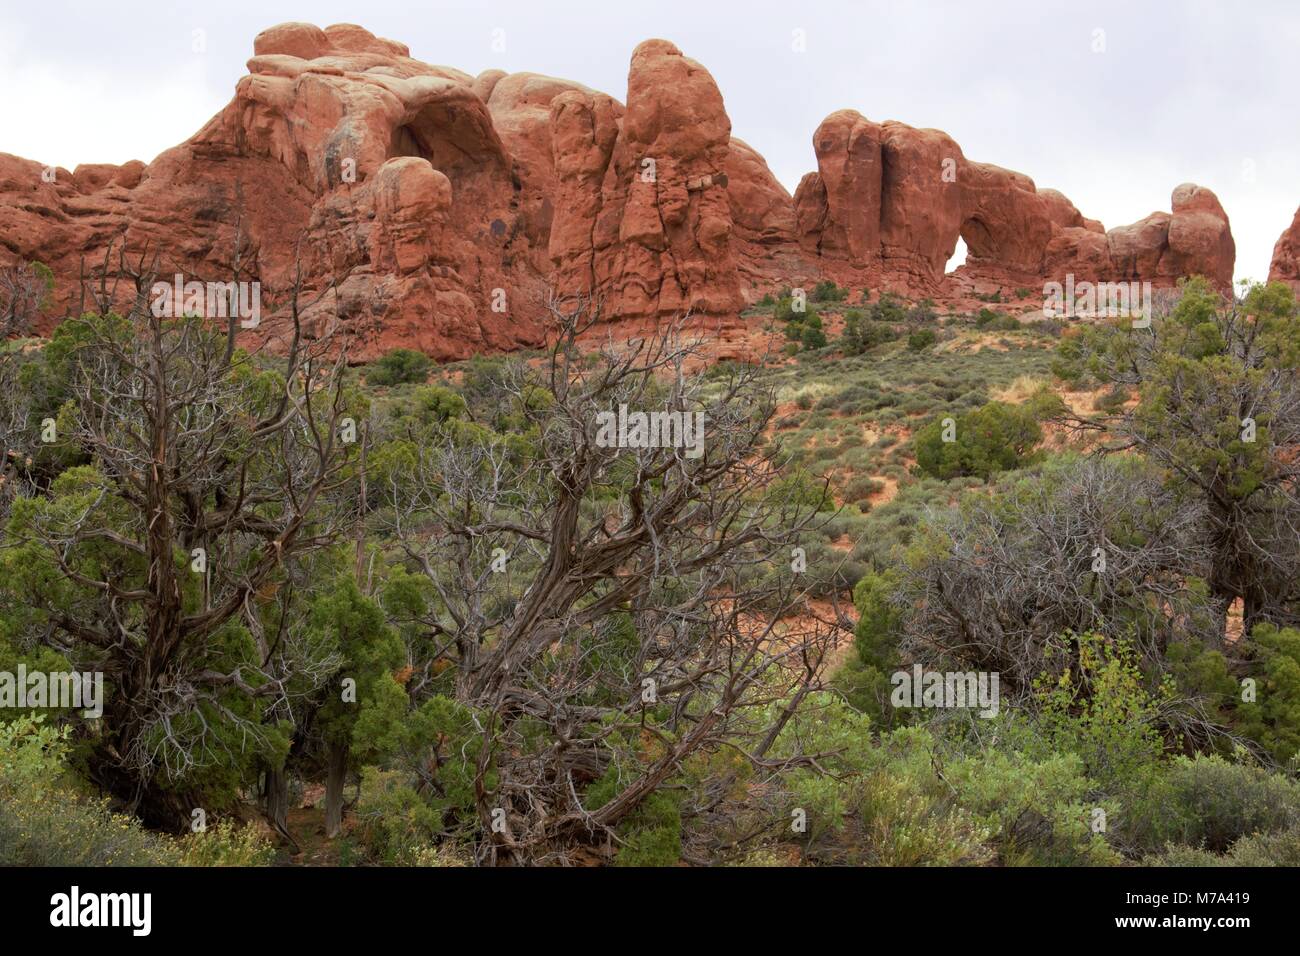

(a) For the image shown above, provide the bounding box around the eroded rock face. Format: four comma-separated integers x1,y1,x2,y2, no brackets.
549,39,742,322
1,23,544,361
0,22,1241,361
726,138,802,301
795,106,1236,295
1270,205,1300,288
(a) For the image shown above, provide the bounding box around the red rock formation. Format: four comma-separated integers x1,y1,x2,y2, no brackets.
1269,205,1300,289
0,22,1241,362
795,107,1235,296
726,138,803,301
1041,184,1235,291
549,39,742,322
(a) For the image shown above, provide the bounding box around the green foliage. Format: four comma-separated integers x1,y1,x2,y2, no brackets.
869,291,908,325
800,322,828,350
612,790,683,867
397,694,491,825
906,328,937,351
841,309,898,355
367,348,433,387
353,768,444,865
310,579,408,762
834,570,906,726
767,467,835,513
1234,625,1300,767
0,716,177,865
1030,632,1168,791
585,765,683,867
1147,824,1300,866
778,706,992,865
975,308,1020,331
775,295,826,351
944,746,1119,865
812,280,847,303
914,400,1043,479
177,819,275,866
1123,754,1300,854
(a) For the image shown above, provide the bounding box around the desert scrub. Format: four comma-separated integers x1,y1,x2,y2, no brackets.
0,715,178,866
178,818,275,866
366,347,433,387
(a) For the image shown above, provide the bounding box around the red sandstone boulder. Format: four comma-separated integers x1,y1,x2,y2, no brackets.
726,139,805,299
877,122,965,291
1269,205,1300,288
550,39,741,322
253,22,333,61
806,110,883,265
1164,183,1235,288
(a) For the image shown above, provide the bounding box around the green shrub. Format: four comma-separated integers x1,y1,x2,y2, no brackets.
352,767,443,865
0,716,178,866
907,329,937,351
869,292,907,325
1123,755,1300,854
1234,624,1300,766
1030,632,1167,792
858,768,991,865
975,308,1020,332
812,280,847,302
585,765,683,867
800,323,828,350
178,819,275,866
367,348,433,387
613,790,683,866
945,747,1119,866
913,400,1042,479
774,295,807,324
1147,825,1300,866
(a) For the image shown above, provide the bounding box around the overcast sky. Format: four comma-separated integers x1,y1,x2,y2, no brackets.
2,0,1296,283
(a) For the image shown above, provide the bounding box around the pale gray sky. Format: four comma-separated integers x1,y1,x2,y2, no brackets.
2,0,1296,283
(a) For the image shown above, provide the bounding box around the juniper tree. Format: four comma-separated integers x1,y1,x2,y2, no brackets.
374,294,840,864
1056,278,1300,635
0,243,359,828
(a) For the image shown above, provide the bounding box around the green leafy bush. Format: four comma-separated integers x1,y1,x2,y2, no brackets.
913,400,1043,479
800,323,828,350
812,280,847,302
178,819,275,866
975,308,1020,331
366,348,433,387
352,768,444,865
907,329,937,351
0,716,177,866
1146,824,1300,866
945,747,1119,866
1123,755,1300,854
